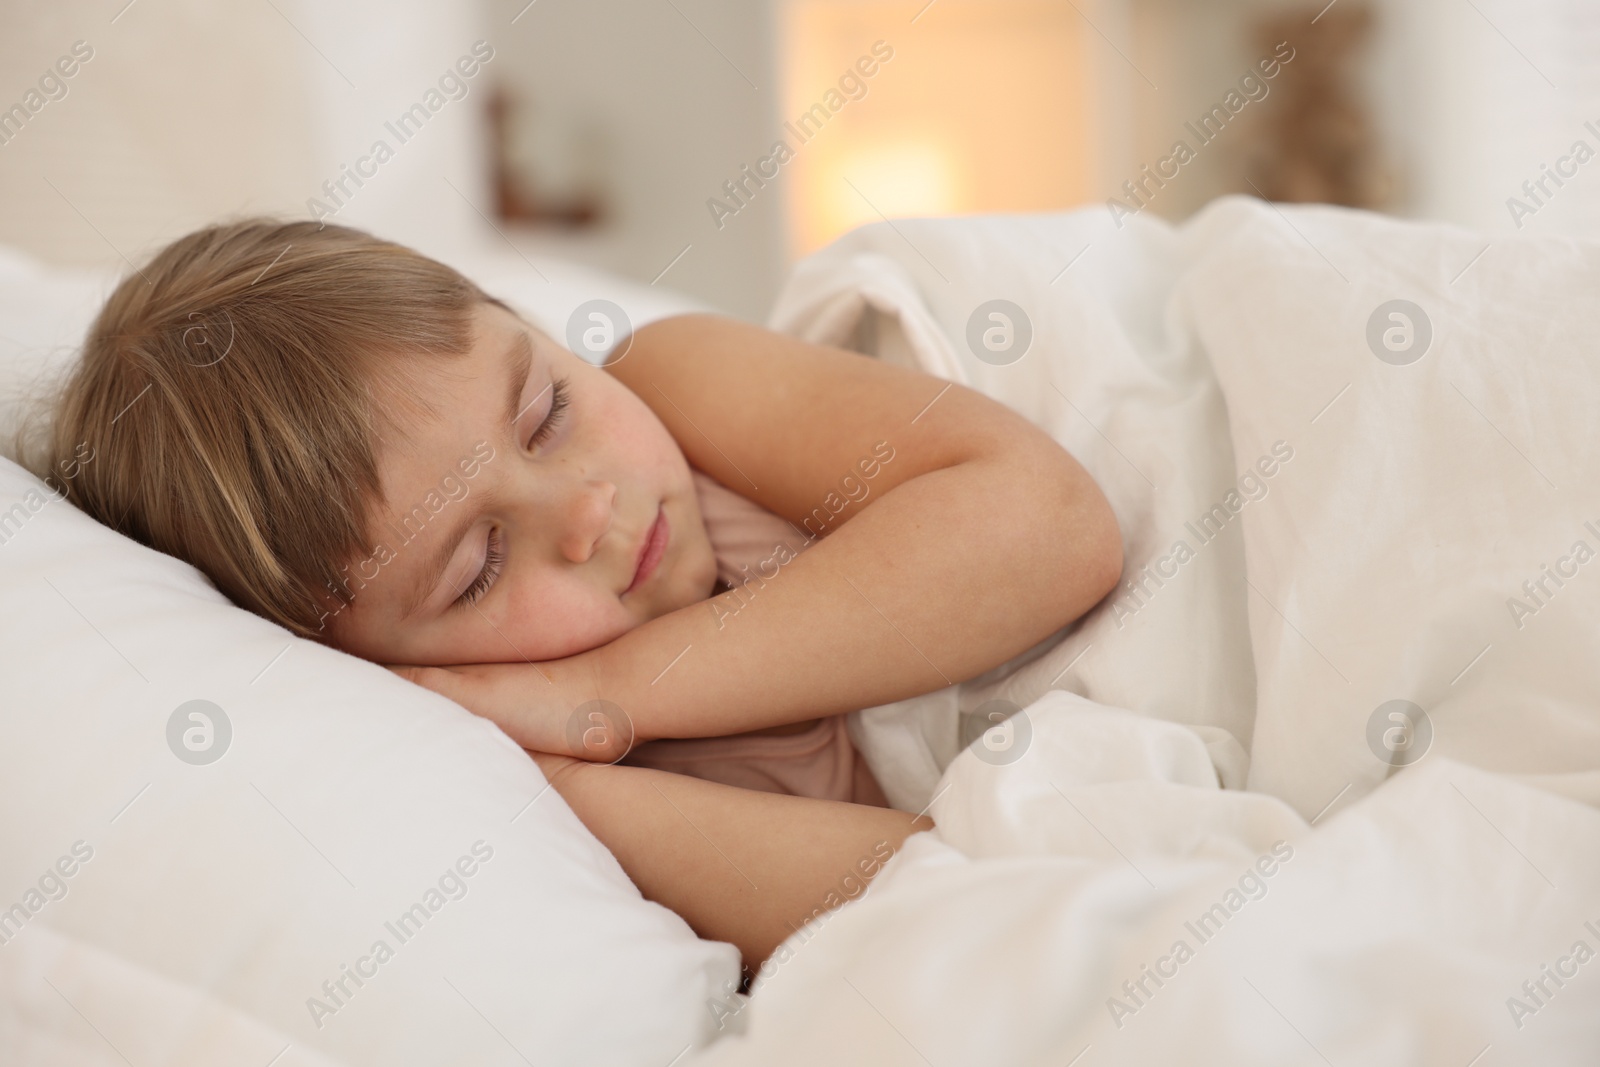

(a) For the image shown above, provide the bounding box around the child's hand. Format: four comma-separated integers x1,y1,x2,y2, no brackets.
386,661,635,763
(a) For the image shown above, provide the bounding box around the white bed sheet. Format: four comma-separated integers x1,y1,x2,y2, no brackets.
682,197,1600,1064
692,693,1600,1065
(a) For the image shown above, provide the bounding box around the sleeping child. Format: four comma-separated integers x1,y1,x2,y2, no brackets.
43,219,1123,971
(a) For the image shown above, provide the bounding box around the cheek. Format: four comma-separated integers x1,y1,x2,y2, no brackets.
326,601,433,668
499,573,633,660
591,373,682,474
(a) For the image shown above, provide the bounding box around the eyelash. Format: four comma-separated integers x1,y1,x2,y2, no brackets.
453,377,572,610
530,376,571,449
455,528,505,608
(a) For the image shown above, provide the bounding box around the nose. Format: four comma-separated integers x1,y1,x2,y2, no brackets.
557,479,617,564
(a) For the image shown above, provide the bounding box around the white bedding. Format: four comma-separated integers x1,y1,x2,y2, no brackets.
6,196,1600,1064
694,695,1600,1064
681,197,1600,1063
0,245,733,1067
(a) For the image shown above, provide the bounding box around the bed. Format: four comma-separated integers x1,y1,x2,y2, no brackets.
4,197,1599,1065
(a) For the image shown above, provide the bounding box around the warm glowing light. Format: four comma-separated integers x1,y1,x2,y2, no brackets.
782,0,1098,257
818,142,957,244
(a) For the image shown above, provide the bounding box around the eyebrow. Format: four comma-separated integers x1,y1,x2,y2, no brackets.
396,331,534,621
504,331,534,433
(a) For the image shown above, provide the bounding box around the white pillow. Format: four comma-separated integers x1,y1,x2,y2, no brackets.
0,248,736,1064
0,248,113,466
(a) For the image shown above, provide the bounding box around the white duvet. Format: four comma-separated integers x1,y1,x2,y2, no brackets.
686,197,1600,1064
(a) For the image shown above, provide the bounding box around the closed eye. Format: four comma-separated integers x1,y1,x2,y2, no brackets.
528,376,571,449
449,376,567,611
454,527,505,608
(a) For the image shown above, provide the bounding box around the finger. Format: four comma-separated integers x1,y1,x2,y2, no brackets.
388,664,461,698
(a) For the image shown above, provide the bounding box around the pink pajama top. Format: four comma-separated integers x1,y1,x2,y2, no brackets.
619,470,890,808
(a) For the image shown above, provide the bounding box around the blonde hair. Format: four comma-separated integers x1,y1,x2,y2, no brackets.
46,218,498,638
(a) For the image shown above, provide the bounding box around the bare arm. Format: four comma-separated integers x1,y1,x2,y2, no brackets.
587,314,1121,744
529,752,932,968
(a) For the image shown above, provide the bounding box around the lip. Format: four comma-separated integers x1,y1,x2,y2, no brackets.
626,505,669,594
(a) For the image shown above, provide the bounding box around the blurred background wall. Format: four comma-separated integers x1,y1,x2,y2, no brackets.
1,0,1598,321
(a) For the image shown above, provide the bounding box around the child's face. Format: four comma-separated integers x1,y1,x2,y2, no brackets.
325,302,718,666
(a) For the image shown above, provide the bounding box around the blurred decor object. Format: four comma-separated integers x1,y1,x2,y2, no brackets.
487,84,604,226
1244,0,1394,209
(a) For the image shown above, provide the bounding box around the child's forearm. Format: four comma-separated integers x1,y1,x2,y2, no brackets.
530,752,930,969
587,444,1120,743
